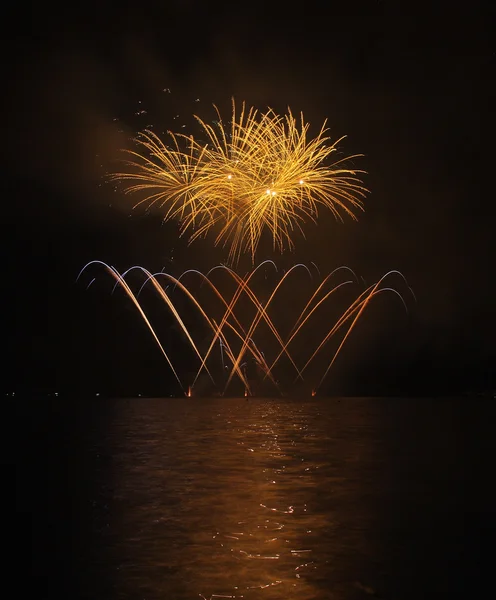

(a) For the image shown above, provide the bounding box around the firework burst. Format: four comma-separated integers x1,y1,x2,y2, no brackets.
113,99,368,263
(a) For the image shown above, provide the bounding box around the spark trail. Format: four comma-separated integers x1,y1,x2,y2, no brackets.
78,262,413,396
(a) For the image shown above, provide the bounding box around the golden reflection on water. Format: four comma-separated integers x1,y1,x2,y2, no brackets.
94,398,382,599
202,407,318,598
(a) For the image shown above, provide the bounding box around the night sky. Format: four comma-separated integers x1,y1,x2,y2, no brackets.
3,1,495,396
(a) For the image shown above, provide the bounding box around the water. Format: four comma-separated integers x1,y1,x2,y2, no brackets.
15,396,496,599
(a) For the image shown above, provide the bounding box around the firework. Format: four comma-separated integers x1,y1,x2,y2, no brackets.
78,261,413,397
113,100,367,264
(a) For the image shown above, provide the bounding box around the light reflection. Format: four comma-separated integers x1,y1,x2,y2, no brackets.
102,398,381,599
192,402,323,599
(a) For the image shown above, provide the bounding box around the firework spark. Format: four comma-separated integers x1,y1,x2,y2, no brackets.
113,99,367,264
77,261,412,397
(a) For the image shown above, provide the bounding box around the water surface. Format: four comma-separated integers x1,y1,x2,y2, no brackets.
16,396,496,599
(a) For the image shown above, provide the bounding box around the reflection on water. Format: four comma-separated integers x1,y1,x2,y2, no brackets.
18,397,496,599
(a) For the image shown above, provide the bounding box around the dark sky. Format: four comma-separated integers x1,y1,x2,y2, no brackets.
3,1,495,395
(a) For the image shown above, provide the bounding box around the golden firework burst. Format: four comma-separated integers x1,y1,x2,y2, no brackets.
113,99,368,263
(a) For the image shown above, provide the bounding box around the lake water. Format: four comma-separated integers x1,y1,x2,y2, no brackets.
15,396,496,599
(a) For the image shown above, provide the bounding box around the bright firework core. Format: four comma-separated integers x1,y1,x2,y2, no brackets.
113,100,368,264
